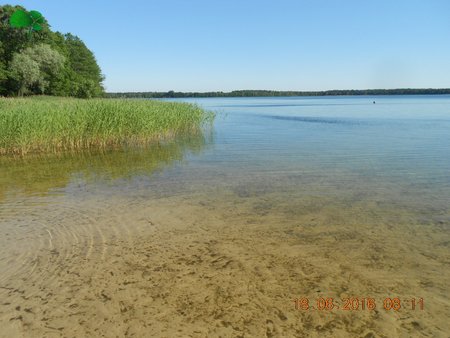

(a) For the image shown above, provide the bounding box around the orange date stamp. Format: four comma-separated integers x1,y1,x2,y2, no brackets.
293,297,424,311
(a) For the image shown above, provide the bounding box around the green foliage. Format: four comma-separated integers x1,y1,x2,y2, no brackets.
0,42,7,85
0,62,6,82
0,97,214,155
0,58,6,93
74,78,99,99
0,5,104,97
9,52,40,96
9,8,44,36
9,44,65,95
23,44,65,76
0,4,37,94
64,34,104,98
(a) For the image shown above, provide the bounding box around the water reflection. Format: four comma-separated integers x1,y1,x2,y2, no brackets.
0,130,212,201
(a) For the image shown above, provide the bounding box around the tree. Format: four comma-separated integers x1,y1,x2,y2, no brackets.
64,34,104,97
23,43,65,76
0,5,32,62
0,40,7,93
9,52,40,96
0,61,8,93
75,78,98,99
0,5,104,97
9,44,65,96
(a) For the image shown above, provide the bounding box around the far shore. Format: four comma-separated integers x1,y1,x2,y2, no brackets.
107,88,450,99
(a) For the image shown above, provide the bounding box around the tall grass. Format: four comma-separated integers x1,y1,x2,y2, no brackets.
0,96,214,155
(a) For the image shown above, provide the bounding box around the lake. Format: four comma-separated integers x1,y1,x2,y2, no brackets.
0,95,449,337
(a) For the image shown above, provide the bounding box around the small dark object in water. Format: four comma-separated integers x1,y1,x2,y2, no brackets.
373,101,376,104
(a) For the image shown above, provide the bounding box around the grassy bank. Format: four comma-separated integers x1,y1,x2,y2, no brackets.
0,97,214,155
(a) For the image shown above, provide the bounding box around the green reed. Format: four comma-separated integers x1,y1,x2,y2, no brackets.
0,96,214,155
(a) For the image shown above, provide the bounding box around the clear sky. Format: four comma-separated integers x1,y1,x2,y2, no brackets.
3,0,450,92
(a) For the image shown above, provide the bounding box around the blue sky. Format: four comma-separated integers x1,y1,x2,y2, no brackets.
4,0,450,92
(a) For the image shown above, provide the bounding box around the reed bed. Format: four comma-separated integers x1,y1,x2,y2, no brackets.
0,96,214,155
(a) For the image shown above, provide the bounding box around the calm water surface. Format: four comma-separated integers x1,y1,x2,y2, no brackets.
0,95,449,336
1,95,449,204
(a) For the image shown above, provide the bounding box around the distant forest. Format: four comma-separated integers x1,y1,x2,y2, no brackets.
0,5,104,98
107,88,450,99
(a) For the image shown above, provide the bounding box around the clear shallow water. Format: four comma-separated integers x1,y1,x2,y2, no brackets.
0,95,449,336
1,95,450,203
167,96,450,207
191,95,450,179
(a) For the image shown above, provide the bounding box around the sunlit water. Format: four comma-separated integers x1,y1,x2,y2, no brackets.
0,96,449,337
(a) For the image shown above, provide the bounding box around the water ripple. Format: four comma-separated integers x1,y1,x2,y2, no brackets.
259,114,362,125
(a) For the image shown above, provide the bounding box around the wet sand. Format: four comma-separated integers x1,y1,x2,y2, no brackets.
1,184,449,338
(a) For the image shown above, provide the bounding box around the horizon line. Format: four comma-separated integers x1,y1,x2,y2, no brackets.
107,87,450,93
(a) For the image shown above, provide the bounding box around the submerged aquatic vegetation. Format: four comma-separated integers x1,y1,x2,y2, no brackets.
0,130,211,200
0,96,214,155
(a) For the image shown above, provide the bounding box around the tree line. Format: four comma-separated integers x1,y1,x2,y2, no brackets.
0,5,104,98
108,88,450,99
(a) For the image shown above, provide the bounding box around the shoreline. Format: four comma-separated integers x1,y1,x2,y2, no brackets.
107,89,450,99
